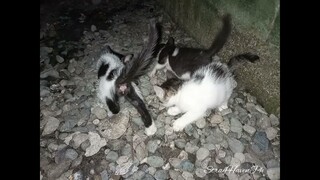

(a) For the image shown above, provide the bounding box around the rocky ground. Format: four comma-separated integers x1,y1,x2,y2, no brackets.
40,0,280,179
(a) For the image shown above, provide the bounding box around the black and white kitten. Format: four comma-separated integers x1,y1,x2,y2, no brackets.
97,19,159,136
150,14,232,89
155,53,259,131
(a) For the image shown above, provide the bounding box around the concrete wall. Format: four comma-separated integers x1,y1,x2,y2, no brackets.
157,0,280,115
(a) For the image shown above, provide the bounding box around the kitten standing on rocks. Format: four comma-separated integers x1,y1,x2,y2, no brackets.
155,53,260,132
96,18,159,136
150,14,232,90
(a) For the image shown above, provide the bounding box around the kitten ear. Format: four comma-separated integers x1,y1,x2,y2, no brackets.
166,37,174,45
122,54,134,63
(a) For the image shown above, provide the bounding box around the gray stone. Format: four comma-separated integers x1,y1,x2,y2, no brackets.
98,110,129,139
221,108,232,116
85,132,107,157
147,156,164,168
265,127,278,140
108,139,125,151
195,168,206,178
253,131,269,152
142,174,154,180
100,170,109,180
106,151,118,162
203,143,215,150
270,114,279,126
267,167,280,180
65,149,78,160
185,142,199,154
175,139,186,149
169,170,180,179
47,160,72,179
40,69,60,79
154,170,169,180
131,170,146,180
169,158,181,168
60,119,78,132
256,115,271,130
71,155,83,168
243,124,256,136
147,140,160,153
210,114,223,124
92,107,107,119
196,148,210,161
266,159,280,169
121,144,132,156
184,125,194,136
196,118,206,128
230,118,243,138
219,120,230,134
42,116,60,135
56,55,64,63
182,171,194,180
179,160,194,172
227,137,244,153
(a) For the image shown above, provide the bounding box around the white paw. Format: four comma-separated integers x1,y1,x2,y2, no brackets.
167,107,181,116
107,111,114,118
172,121,185,132
145,123,157,136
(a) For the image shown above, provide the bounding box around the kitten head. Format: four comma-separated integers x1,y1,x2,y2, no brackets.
96,46,133,115
156,37,176,64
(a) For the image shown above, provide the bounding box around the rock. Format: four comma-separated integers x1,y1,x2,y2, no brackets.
230,118,243,138
116,156,130,165
184,125,194,136
196,148,210,161
219,120,230,134
121,144,132,156
40,68,60,79
179,160,194,172
47,160,72,179
266,159,280,169
178,150,188,160
100,170,109,180
256,115,271,130
234,153,245,163
92,107,107,119
243,124,256,136
131,170,146,180
182,171,194,180
65,149,78,161
133,134,148,161
185,142,199,154
169,170,180,179
210,114,223,124
56,55,64,63
108,139,125,151
91,25,97,32
218,150,226,158
98,110,129,139
169,158,181,168
147,140,160,153
230,157,241,167
203,143,215,150
42,116,60,135
221,108,232,116
227,137,244,153
195,168,206,178
85,132,107,157
147,156,164,167
142,174,154,180
226,173,239,180
267,167,280,180
106,151,118,162
154,170,169,180
71,155,83,168
114,159,134,176
69,133,89,149
93,119,100,125
59,118,78,132
162,162,170,170
253,131,269,152
269,114,279,126
265,127,278,140
196,118,206,128
175,139,186,149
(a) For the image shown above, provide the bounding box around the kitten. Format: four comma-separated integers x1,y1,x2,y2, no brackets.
97,19,159,136
150,14,232,90
155,53,259,132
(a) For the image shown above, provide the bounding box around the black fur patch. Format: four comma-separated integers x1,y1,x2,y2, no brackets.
194,74,205,83
98,63,109,79
211,64,226,79
107,69,117,80
106,98,120,114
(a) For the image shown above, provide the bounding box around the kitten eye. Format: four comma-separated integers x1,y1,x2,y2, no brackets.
107,69,117,80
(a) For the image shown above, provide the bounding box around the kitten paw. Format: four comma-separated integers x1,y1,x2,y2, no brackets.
167,107,181,116
145,123,157,136
107,111,114,118
172,121,185,132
